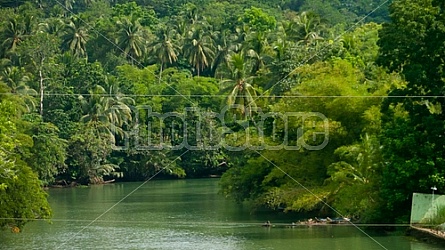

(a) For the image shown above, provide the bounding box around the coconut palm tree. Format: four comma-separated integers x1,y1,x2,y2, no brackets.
22,13,36,37
116,17,148,65
232,25,250,52
1,66,30,93
172,17,189,40
211,29,239,76
1,66,37,112
328,134,383,185
1,13,38,57
272,21,296,61
244,31,274,74
79,84,134,142
62,16,89,59
220,52,257,119
150,25,180,83
293,11,324,45
1,17,25,55
183,26,215,76
39,18,65,37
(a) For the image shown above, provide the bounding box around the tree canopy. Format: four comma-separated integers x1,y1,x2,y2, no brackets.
1,0,441,232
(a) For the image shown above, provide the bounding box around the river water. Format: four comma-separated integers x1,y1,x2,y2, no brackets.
1,179,444,249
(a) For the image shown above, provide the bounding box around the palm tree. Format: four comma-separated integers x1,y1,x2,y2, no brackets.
211,29,239,76
328,134,383,185
1,66,37,112
1,13,37,57
39,18,65,37
1,66,30,92
116,17,147,65
172,17,189,40
183,26,215,76
74,82,133,184
220,53,257,119
62,16,89,59
150,25,180,83
22,14,36,37
179,3,201,25
292,11,324,45
1,17,24,55
79,84,134,142
244,31,274,74
232,25,250,52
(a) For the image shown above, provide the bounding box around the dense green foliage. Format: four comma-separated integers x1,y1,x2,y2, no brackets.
377,0,445,223
0,98,51,231
1,0,442,232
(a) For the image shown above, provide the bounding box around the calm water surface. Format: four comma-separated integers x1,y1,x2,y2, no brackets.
1,179,444,249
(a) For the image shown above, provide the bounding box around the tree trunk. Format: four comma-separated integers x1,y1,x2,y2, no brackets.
158,63,163,84
39,69,44,116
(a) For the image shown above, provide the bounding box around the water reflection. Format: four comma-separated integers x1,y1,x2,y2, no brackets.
1,179,444,250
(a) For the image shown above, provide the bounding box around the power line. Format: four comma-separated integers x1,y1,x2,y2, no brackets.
1,92,444,98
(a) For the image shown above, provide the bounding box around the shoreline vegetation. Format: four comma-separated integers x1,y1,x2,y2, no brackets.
408,226,445,245
2,0,445,234
48,175,222,188
49,179,116,188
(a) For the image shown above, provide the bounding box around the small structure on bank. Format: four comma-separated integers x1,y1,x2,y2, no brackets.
411,193,445,226
410,192,445,241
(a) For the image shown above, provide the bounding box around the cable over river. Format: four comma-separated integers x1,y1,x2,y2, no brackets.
1,179,444,249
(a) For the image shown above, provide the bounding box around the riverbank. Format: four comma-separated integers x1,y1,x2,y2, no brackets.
407,226,445,246
48,176,222,188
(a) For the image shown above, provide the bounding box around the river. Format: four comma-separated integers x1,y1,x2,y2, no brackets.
1,179,444,249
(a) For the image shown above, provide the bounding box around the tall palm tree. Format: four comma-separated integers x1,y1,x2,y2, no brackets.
1,14,37,57
62,16,89,59
244,31,274,74
79,84,134,142
116,17,147,65
183,26,215,76
220,52,257,119
1,17,24,55
150,25,180,83
211,29,239,76
76,82,133,184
